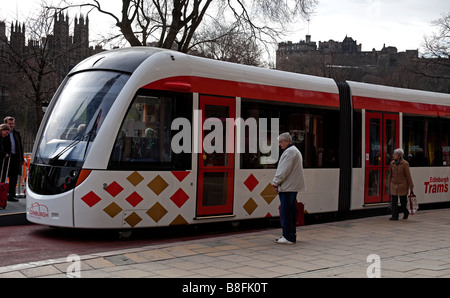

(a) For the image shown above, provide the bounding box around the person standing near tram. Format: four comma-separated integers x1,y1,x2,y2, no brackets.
272,132,306,245
3,117,24,202
389,148,414,220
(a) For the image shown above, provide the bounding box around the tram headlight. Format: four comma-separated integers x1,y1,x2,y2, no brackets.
75,170,92,187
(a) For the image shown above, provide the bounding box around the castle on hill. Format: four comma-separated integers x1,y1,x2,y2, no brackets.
276,34,421,89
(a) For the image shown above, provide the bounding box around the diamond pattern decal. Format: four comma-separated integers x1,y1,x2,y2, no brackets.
103,202,123,218
243,198,258,215
260,183,277,204
170,214,188,226
81,191,102,207
105,181,124,197
126,191,143,207
146,202,168,223
78,171,287,228
124,212,142,227
244,174,259,192
127,171,144,186
147,175,169,195
170,188,189,208
172,171,190,182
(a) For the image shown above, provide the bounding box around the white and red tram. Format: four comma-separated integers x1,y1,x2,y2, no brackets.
26,47,450,228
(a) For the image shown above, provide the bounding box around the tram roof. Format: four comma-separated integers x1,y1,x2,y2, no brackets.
347,81,450,107
70,47,339,96
70,47,167,74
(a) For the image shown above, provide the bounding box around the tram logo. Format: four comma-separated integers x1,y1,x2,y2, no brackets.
29,202,50,219
424,177,449,194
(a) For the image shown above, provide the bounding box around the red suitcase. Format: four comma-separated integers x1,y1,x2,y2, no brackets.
0,158,10,209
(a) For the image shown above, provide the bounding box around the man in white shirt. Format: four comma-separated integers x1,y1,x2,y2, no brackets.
272,132,306,244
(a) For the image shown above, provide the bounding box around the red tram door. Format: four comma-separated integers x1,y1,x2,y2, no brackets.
196,96,235,217
364,112,399,204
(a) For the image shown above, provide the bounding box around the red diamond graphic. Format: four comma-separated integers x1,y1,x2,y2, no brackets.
105,181,124,197
81,191,102,207
172,171,190,182
170,188,189,208
244,174,259,192
126,191,143,207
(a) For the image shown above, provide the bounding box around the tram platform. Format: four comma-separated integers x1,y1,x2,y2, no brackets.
0,198,27,226
1,208,450,279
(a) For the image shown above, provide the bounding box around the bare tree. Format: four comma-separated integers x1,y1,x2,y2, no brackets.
0,8,58,139
415,12,450,80
62,0,317,53
190,22,265,66
0,4,83,141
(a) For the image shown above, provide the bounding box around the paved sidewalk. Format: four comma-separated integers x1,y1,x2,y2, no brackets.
1,208,450,278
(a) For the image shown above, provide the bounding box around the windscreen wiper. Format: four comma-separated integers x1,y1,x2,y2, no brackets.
48,131,92,165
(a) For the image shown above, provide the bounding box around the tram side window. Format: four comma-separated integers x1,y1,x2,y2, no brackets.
240,99,340,169
403,116,450,167
108,91,192,170
443,120,450,166
353,111,362,168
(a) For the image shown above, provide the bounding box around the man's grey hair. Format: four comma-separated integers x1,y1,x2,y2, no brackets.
394,148,404,157
278,132,292,143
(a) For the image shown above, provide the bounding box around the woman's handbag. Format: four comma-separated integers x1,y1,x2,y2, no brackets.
406,192,419,215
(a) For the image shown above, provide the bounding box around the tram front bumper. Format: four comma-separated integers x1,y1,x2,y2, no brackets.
26,189,74,227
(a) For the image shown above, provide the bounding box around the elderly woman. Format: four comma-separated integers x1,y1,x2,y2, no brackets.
0,124,11,183
389,148,414,220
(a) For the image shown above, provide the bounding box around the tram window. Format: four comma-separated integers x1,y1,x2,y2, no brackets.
353,111,362,168
108,91,192,171
240,99,340,169
403,116,450,167
442,120,450,166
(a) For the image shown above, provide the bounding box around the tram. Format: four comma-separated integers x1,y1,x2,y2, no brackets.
26,47,450,228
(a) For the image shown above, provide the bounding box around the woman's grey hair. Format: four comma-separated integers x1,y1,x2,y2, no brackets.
0,124,11,131
278,132,292,143
394,148,404,157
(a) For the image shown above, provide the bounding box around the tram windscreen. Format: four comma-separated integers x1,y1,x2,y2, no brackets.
35,71,130,166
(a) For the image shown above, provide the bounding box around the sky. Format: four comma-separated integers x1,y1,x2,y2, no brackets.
290,0,450,52
1,0,448,55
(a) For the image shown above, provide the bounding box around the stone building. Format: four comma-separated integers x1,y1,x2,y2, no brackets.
1,13,103,81
275,35,449,93
0,13,104,150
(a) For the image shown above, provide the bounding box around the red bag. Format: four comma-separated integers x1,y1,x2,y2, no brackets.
296,202,305,226
0,158,10,209
279,201,305,226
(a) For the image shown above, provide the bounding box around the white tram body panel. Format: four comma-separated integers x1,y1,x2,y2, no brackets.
27,189,73,227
